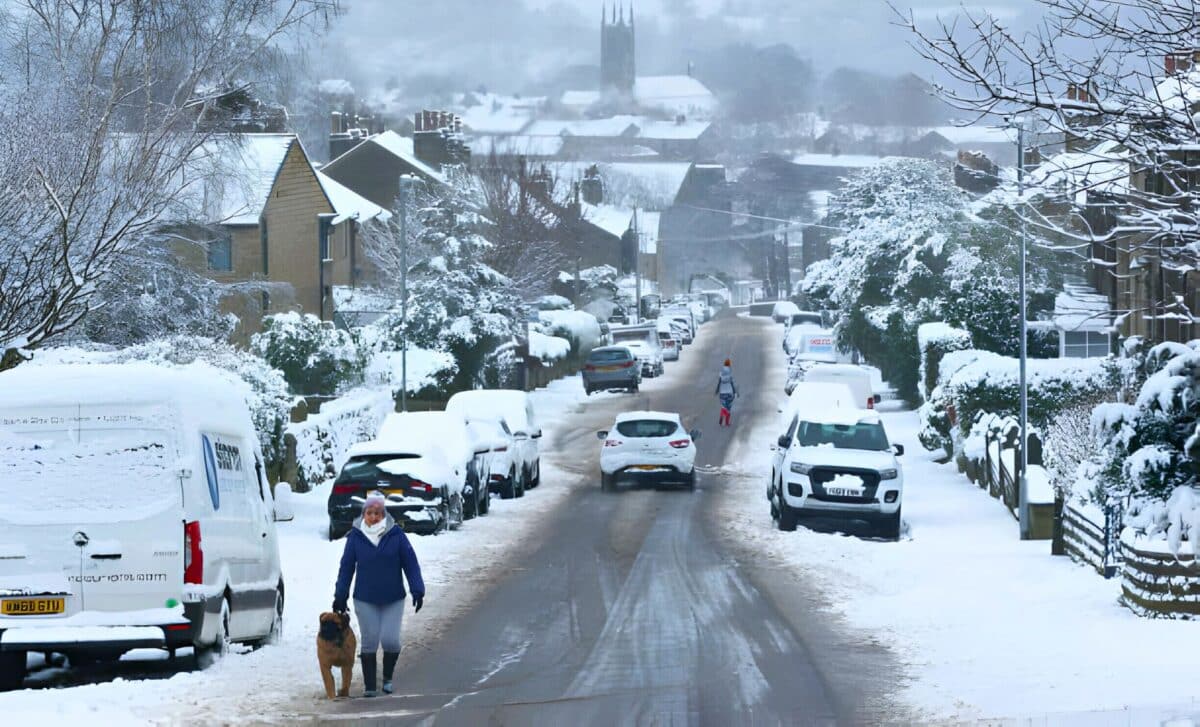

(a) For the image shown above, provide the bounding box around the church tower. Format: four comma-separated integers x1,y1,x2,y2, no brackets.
600,3,635,94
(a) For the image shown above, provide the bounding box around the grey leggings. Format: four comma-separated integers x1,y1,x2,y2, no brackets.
354,599,405,654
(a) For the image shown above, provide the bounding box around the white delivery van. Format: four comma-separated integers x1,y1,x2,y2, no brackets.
802,364,880,410
0,363,285,690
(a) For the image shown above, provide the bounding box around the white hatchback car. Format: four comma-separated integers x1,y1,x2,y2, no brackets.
597,412,700,490
771,408,904,539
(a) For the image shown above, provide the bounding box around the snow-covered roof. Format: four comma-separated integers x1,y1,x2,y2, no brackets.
467,135,565,158
1026,140,1130,199
1153,69,1200,113
352,130,446,184
561,90,601,108
633,75,717,117
1053,283,1113,332
454,92,542,134
637,118,711,141
319,79,354,96
525,116,642,138
316,169,391,225
187,134,297,226
613,410,682,424
581,202,633,238
791,152,886,169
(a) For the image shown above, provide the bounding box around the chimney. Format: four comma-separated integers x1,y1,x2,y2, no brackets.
413,109,471,170
580,164,604,205
1166,50,1196,76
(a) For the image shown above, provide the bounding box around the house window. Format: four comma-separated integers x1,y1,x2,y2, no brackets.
1062,330,1110,358
207,234,233,272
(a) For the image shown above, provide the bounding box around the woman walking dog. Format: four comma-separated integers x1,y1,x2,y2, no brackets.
333,491,425,697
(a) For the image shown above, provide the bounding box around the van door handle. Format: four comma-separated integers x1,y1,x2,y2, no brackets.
90,553,122,560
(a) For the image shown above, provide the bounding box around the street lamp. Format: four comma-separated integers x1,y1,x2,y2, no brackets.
398,174,417,412
1008,116,1032,540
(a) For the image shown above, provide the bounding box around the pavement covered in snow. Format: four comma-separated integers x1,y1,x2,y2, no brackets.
718,341,1200,725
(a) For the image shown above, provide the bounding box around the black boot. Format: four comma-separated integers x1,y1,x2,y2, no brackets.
382,651,400,694
360,652,377,697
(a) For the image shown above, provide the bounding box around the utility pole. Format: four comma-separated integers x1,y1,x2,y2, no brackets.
1015,120,1031,540
398,174,414,412
633,208,642,324
782,229,792,299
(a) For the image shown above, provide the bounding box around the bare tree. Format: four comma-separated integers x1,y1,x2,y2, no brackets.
898,0,1200,336
476,154,568,297
0,0,338,369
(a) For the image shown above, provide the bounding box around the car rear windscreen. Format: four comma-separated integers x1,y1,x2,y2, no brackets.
616,420,679,438
796,421,889,451
337,454,420,482
589,349,632,363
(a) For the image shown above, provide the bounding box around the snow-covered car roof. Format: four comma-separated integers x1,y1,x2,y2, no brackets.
445,389,531,429
376,455,457,488
797,408,881,427
772,301,800,316
374,411,473,463
613,411,683,425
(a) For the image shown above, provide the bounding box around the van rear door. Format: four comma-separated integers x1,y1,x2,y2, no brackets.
0,404,184,617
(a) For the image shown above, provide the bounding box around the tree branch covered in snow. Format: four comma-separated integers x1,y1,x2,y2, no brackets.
899,0,1200,327
476,155,568,297
0,0,339,369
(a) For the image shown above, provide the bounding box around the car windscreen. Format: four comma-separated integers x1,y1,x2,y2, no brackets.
615,420,679,438
337,454,420,482
612,331,650,343
795,421,889,451
589,349,632,363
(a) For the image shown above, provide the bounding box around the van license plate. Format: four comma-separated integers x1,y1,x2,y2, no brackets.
2,597,65,615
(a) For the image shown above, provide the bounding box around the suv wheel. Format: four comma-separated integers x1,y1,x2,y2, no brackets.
513,468,525,498
601,472,614,492
880,508,902,541
776,493,798,532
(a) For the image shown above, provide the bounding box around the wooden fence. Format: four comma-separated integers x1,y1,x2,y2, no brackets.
1060,501,1123,578
1121,538,1200,619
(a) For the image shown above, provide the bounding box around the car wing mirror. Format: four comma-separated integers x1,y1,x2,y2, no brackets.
777,435,791,448
597,430,609,440
893,443,905,456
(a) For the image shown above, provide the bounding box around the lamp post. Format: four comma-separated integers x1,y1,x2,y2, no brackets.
398,174,416,412
1012,117,1031,540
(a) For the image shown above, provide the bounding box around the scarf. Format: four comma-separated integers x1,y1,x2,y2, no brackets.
360,517,388,546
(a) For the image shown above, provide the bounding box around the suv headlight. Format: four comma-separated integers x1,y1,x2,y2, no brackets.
789,462,812,475
880,468,898,480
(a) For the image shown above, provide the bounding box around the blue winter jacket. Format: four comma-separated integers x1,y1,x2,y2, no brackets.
334,517,425,605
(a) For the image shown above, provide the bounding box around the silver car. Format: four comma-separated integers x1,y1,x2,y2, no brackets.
583,346,642,394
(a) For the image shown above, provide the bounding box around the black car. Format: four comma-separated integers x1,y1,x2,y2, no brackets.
327,452,461,538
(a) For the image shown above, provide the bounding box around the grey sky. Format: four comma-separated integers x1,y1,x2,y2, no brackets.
320,0,1041,96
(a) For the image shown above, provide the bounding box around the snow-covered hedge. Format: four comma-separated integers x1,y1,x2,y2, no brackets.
537,309,603,357
286,387,394,491
917,322,972,402
528,331,571,363
251,312,368,397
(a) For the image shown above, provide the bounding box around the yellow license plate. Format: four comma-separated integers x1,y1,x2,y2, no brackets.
633,465,660,471
599,365,621,372
2,597,65,616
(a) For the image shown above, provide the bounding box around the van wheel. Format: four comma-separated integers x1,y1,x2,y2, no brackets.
0,651,26,691
252,587,285,648
198,598,232,669
777,494,798,532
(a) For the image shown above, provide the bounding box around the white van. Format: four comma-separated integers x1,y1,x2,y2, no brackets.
0,363,285,689
802,364,880,410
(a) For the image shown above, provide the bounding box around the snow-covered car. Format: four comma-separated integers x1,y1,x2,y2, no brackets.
611,323,664,377
803,364,880,410
770,381,857,495
0,364,286,690
771,300,800,323
660,307,696,342
770,408,905,539
597,411,701,490
785,311,825,331
656,322,681,361
622,340,664,378
667,318,691,346
378,411,494,519
330,433,466,538
445,390,542,499
582,346,641,394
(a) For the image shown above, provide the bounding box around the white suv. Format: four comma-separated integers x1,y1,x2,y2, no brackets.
597,412,700,490
769,409,904,539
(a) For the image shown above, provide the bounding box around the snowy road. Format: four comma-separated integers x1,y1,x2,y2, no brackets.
314,314,903,725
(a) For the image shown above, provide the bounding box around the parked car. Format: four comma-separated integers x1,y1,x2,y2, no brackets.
608,306,629,325
785,311,825,331
667,318,692,346
802,364,880,410
597,411,701,491
330,425,467,538
660,307,696,342
784,325,836,360
377,411,493,519
771,300,800,323
611,323,665,377
583,346,642,394
656,322,681,361
769,407,904,539
0,364,286,690
445,390,542,499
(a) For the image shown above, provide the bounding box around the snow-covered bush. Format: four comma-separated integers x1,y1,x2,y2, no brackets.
918,322,972,402
251,312,367,396
529,331,571,362
286,387,394,490
538,309,603,358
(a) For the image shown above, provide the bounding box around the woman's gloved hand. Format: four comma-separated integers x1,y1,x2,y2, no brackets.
413,595,424,613
332,596,348,614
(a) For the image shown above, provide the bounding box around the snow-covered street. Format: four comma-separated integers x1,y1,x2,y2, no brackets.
719,339,1200,725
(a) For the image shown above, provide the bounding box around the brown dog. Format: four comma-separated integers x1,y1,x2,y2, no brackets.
317,611,357,699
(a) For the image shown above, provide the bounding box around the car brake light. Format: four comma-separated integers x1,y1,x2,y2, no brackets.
620,360,634,368
584,364,596,372
604,439,622,447
867,397,874,409
184,521,203,585
332,483,359,495
410,481,434,493
669,439,691,449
